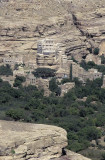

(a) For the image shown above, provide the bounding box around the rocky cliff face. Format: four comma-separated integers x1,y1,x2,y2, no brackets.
0,120,91,160
0,0,105,64
0,120,67,160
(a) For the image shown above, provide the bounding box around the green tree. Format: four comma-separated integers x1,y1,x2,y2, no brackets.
70,64,73,81
80,60,88,70
49,78,61,96
6,109,25,121
102,152,105,160
13,76,26,87
0,64,13,76
71,56,78,63
100,55,105,64
33,68,55,78
94,48,99,55
61,78,70,84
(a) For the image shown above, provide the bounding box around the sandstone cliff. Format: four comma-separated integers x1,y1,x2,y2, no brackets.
0,0,105,65
0,120,91,160
0,120,67,160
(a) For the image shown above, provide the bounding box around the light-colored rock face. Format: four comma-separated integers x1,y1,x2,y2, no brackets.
0,120,67,160
0,120,92,160
1,0,105,66
50,150,92,160
65,149,92,160
99,40,105,55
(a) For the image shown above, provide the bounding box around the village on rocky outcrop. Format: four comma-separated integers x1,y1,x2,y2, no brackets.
0,36,104,96
0,0,105,96
1,0,105,96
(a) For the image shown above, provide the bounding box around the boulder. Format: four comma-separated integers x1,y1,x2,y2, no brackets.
0,120,67,160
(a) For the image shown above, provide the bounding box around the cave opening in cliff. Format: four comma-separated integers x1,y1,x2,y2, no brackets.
62,148,66,156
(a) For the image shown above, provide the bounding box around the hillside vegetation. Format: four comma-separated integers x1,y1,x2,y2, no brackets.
0,77,105,159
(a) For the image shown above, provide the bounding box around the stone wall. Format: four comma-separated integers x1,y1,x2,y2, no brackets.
60,82,75,96
36,77,51,96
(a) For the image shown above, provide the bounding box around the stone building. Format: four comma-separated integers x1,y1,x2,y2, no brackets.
24,75,51,96
56,68,69,79
37,39,60,68
3,54,23,66
23,53,37,69
60,82,75,97
13,66,26,77
72,62,86,80
37,38,70,70
37,39,58,56
36,78,51,97
24,73,36,86
88,68,102,80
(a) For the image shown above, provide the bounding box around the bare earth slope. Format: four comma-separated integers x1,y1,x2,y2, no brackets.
0,0,105,61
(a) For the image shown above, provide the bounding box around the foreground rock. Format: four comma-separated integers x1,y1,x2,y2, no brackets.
52,150,92,160
0,120,67,160
0,120,92,160
66,150,92,160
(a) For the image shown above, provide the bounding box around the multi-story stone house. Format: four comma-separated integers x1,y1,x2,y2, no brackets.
3,54,23,65
37,39,58,56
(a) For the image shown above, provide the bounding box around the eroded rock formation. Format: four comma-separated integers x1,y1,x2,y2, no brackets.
0,0,105,65
0,120,92,160
0,120,67,160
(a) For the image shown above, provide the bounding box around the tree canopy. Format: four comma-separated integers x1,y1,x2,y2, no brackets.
32,68,55,78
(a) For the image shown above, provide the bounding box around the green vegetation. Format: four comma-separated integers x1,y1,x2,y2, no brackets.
102,152,105,160
87,48,92,53
13,76,26,87
32,68,55,78
71,56,78,63
0,77,105,158
80,60,105,75
70,64,73,81
80,60,96,71
49,78,61,96
100,55,105,64
0,64,13,76
94,47,100,55
61,78,71,84
11,149,15,154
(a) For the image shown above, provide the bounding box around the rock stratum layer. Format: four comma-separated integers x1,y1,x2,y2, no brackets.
0,120,91,160
0,0,105,62
0,120,67,160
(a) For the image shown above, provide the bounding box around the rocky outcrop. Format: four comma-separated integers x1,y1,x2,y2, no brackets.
65,149,92,160
0,120,67,160
0,120,92,160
